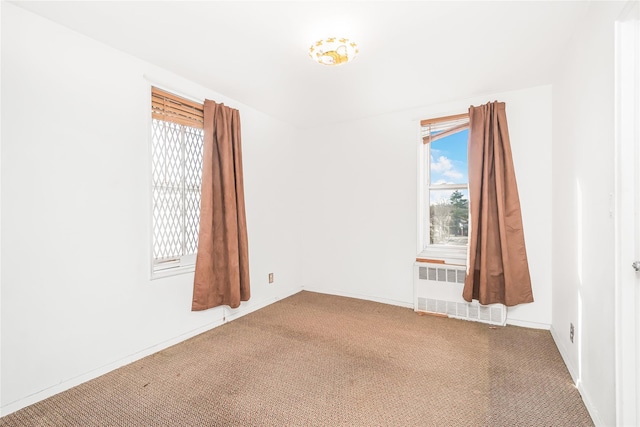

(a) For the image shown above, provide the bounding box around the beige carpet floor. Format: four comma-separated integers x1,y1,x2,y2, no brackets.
0,291,593,426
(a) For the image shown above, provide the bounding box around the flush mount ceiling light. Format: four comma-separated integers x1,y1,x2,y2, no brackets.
309,37,359,66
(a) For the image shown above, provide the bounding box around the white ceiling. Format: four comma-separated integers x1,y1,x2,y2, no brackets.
13,1,590,128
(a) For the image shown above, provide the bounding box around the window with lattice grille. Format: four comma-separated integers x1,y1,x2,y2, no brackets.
150,87,204,276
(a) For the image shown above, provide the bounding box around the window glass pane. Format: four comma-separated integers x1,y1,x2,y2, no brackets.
429,189,469,245
430,129,468,186
152,186,183,261
183,127,204,256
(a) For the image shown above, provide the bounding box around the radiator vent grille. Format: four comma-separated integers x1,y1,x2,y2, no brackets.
418,266,465,284
416,297,506,325
415,263,507,326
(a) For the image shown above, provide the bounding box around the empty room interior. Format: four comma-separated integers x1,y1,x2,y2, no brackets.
2,1,639,426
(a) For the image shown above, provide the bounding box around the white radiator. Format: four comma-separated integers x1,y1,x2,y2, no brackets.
413,262,507,326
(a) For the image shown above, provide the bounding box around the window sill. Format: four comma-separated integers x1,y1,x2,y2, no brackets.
151,264,195,280
417,246,467,266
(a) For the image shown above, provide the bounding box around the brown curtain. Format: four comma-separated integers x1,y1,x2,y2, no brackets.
192,100,250,311
463,101,533,307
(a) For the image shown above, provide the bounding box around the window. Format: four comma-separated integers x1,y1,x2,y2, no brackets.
150,87,204,277
419,113,469,261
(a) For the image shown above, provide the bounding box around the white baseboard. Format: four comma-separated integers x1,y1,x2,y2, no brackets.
549,326,604,426
302,286,413,309
577,381,605,427
0,286,302,417
506,318,551,330
550,325,578,383
302,287,555,329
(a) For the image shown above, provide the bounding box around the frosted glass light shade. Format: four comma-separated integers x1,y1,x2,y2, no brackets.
309,37,359,66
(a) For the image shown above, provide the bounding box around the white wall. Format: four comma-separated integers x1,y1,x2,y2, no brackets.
302,85,553,328
551,2,627,426
1,3,304,415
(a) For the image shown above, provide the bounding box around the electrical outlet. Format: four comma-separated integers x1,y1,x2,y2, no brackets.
570,323,574,343
268,273,274,283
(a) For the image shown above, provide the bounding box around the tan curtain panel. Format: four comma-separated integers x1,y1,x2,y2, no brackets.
192,100,250,311
463,101,533,307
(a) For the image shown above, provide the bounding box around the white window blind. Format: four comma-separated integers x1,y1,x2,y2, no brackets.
421,113,469,144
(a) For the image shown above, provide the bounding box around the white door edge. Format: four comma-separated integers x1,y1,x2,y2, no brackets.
614,2,640,426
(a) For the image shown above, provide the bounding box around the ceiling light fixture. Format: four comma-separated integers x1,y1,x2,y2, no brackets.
309,37,359,66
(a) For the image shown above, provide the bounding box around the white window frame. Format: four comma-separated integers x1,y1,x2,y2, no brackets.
148,86,204,279
417,114,470,264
